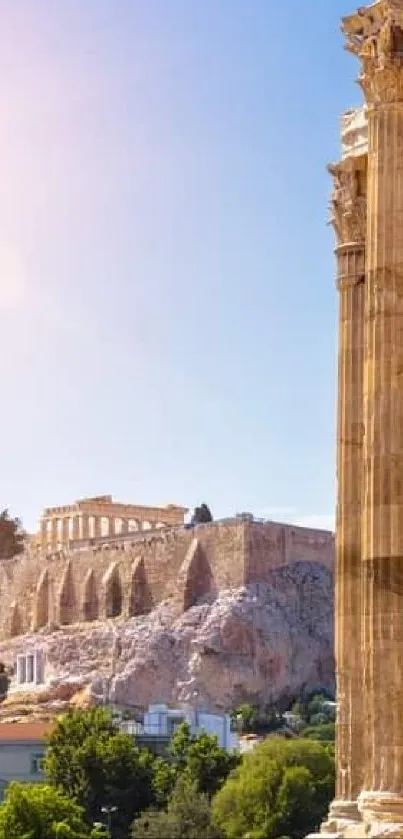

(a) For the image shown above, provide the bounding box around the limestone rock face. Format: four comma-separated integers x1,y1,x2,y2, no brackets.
0,561,333,718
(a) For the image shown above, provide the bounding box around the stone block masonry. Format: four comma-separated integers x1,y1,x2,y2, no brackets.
0,519,334,642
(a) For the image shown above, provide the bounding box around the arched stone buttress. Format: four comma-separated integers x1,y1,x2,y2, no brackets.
103,563,123,618
58,560,77,626
129,556,153,616
9,602,23,638
32,569,50,631
178,539,215,612
82,569,99,622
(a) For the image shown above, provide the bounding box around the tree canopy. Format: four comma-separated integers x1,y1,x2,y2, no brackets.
132,776,223,839
160,722,239,802
44,708,155,838
0,782,95,839
192,504,213,525
0,509,25,560
212,736,335,839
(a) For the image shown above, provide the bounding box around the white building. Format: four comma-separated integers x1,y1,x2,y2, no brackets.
12,650,45,692
141,703,239,751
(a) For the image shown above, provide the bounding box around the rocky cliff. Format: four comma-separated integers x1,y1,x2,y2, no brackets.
0,561,334,721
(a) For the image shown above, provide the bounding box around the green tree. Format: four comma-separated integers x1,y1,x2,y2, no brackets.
168,722,239,799
0,509,24,560
192,504,213,525
301,723,335,742
0,662,10,702
152,757,178,807
0,782,93,839
132,777,222,839
212,737,335,839
44,708,155,838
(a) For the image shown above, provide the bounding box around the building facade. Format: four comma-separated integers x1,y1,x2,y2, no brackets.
120,703,239,752
0,724,52,801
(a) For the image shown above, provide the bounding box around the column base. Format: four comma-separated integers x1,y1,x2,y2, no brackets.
358,791,403,833
306,799,361,838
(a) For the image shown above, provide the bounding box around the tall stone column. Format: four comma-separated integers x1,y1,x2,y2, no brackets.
81,514,90,540
40,518,47,548
322,154,367,832
343,4,403,827
62,518,69,547
72,515,80,541
50,518,58,550
121,519,129,535
94,516,101,538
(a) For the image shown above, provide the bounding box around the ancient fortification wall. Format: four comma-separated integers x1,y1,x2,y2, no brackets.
0,520,334,642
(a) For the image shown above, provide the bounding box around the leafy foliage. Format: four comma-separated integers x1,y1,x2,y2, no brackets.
192,504,213,525
212,736,335,839
44,708,155,838
231,703,283,735
301,723,335,742
167,722,239,799
0,662,10,702
132,776,223,839
0,509,25,560
0,781,94,839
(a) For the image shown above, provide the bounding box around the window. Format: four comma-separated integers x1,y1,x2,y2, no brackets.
167,716,184,736
30,753,44,774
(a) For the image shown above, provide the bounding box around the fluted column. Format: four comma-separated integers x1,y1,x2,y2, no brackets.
323,155,367,830
343,4,403,825
94,516,101,538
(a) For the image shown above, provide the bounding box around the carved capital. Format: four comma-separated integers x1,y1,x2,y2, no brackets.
328,157,367,246
342,2,403,106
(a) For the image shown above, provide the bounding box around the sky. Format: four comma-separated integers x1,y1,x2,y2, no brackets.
0,0,363,534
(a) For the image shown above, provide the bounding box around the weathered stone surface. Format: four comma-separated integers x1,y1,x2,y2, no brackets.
0,561,333,720
0,520,334,642
319,3,403,837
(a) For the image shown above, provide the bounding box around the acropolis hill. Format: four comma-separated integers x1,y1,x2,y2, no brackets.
2,496,334,640
0,496,335,715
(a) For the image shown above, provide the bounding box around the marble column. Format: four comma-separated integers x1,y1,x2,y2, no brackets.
40,518,47,548
51,518,58,550
62,518,69,547
81,513,90,540
108,517,115,537
343,6,403,826
72,515,80,541
322,156,367,831
94,516,101,538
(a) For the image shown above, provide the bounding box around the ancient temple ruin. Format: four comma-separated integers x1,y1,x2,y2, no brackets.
312,1,403,837
38,495,188,551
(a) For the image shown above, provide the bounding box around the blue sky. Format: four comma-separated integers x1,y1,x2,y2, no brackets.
0,0,362,534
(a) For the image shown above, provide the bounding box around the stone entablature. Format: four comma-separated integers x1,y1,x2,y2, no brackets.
0,520,334,644
38,496,188,552
341,107,368,159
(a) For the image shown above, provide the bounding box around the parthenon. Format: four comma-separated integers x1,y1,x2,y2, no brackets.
38,496,188,551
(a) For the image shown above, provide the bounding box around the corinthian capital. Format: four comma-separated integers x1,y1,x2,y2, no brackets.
328,157,367,246
342,1,403,106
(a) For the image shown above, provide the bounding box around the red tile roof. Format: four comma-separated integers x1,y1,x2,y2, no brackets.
0,723,54,741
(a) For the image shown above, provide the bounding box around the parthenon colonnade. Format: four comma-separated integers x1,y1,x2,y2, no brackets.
39,496,188,551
